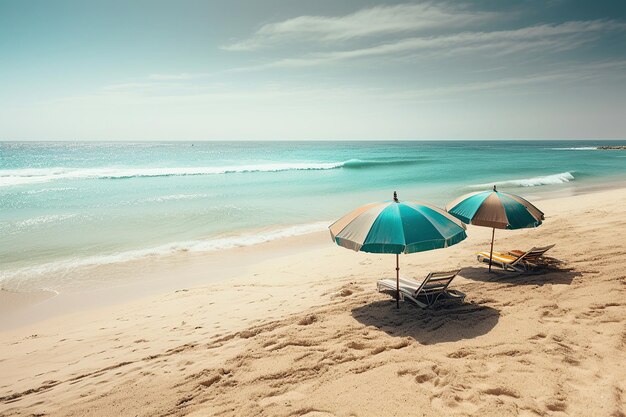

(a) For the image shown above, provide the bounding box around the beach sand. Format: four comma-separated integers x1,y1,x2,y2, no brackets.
1,187,626,416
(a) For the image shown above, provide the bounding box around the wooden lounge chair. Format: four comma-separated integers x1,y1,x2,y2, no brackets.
376,270,465,308
477,245,557,271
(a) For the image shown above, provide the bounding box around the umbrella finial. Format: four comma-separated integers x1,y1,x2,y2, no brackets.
393,191,398,202
493,185,497,192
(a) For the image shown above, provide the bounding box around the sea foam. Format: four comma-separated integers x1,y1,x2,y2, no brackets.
550,147,598,150
143,193,212,203
470,172,575,188
0,214,78,235
23,187,77,194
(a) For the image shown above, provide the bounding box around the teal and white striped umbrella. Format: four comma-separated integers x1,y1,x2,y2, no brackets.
446,186,544,271
329,192,467,308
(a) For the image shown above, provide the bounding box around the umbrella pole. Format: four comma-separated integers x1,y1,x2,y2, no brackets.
396,253,400,309
489,227,495,273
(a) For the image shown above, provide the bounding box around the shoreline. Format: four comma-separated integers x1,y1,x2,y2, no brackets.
0,230,331,331
2,179,626,330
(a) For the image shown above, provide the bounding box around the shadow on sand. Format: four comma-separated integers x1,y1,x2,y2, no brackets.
460,265,582,286
351,300,500,345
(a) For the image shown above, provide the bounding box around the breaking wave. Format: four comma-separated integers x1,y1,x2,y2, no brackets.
470,172,575,188
0,159,422,187
550,147,597,150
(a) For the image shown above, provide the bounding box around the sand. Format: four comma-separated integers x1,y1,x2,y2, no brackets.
1,187,626,416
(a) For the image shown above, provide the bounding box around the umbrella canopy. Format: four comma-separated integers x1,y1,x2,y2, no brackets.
329,192,467,307
446,186,544,230
446,186,544,271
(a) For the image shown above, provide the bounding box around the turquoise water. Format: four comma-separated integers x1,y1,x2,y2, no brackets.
1,140,625,287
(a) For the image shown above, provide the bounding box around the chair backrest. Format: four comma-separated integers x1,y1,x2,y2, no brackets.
514,244,555,263
414,270,461,296
527,244,555,258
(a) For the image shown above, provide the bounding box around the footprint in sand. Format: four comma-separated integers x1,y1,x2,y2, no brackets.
447,347,474,358
292,409,336,417
346,341,367,350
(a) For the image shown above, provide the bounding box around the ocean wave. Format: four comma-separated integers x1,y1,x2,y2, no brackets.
0,221,330,282
341,158,423,168
0,159,421,187
550,147,597,150
470,172,575,188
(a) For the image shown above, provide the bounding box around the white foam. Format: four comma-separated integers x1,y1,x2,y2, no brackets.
13,214,77,229
0,163,345,187
0,221,331,282
550,147,597,150
0,214,78,236
23,187,77,194
143,193,211,203
470,172,575,188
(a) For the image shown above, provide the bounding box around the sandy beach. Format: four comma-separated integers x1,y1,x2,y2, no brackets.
1,186,626,417
3,0,626,415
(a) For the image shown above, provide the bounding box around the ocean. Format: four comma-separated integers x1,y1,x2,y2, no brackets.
1,140,625,291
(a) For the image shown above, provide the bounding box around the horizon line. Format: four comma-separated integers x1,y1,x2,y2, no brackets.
2,138,626,143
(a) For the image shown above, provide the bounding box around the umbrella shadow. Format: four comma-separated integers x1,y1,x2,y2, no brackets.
351,300,499,345
459,265,581,285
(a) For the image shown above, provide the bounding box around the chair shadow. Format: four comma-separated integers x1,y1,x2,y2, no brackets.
351,300,500,345
460,265,582,286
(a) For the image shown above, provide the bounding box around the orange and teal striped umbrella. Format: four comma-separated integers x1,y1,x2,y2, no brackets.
446,186,544,271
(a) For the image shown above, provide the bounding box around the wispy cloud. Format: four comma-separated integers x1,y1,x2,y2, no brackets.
95,59,626,104
102,82,185,93
148,73,211,81
389,59,626,99
89,7,626,121
222,3,497,51
236,20,626,69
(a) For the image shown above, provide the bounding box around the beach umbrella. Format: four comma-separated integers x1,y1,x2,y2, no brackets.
329,191,467,308
446,185,544,272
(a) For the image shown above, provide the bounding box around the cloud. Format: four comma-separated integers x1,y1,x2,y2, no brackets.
102,82,183,93
93,59,626,105
102,82,157,91
389,59,626,99
147,73,212,81
234,19,626,69
148,73,194,81
222,3,496,51
392,73,575,99
19,58,626,141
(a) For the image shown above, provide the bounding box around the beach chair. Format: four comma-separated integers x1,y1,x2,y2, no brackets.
507,244,562,268
477,245,557,271
376,270,465,308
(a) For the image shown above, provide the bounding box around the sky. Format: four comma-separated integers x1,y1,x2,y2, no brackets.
1,0,625,140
